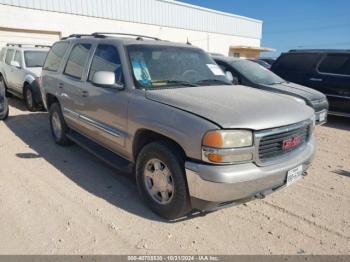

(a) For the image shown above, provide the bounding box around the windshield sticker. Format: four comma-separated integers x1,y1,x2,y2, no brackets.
207,64,225,76
131,58,152,86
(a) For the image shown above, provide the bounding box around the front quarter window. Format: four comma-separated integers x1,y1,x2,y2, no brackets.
127,45,231,89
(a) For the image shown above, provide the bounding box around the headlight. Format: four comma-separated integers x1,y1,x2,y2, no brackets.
202,130,254,164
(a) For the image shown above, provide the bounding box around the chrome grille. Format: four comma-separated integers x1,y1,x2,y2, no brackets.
255,121,311,165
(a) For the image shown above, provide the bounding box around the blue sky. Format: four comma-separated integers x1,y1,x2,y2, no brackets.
179,0,350,57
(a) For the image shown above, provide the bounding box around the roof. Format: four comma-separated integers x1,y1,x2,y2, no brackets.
0,0,262,39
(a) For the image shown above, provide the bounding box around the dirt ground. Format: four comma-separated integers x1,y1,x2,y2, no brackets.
0,98,349,255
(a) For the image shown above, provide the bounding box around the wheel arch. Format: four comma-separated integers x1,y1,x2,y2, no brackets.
133,129,187,162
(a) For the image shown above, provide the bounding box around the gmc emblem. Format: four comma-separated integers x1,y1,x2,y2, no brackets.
283,136,302,150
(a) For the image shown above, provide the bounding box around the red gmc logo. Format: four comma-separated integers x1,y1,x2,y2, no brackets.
283,136,302,150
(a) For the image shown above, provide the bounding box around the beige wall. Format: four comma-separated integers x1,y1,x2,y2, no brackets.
0,4,261,55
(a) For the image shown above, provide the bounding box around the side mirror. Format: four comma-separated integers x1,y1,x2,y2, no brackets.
225,71,239,85
92,71,123,89
10,61,21,68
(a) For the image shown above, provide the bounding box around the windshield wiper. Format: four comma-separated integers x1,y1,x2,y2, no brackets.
152,80,198,87
195,79,231,86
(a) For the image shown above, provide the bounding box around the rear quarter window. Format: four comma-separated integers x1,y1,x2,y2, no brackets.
274,53,320,72
5,49,14,65
43,42,69,72
318,54,350,76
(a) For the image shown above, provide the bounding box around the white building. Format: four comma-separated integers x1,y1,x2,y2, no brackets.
0,0,272,58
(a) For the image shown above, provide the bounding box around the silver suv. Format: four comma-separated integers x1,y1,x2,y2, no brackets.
0,44,49,111
41,33,316,219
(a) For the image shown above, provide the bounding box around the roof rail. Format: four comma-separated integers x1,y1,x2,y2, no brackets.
60,34,101,40
91,32,160,41
6,43,51,48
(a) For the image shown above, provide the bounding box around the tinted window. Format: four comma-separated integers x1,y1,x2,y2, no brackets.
0,48,6,61
276,53,319,72
318,54,350,76
24,51,48,67
64,44,91,79
14,51,22,65
231,60,285,85
43,42,69,71
88,45,123,83
5,49,14,65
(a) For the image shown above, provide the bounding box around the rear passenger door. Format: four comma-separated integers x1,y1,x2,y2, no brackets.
308,53,350,114
80,44,128,155
59,43,93,132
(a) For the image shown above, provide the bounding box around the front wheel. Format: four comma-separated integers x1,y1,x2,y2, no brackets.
136,141,191,220
49,103,72,146
0,104,9,121
24,84,40,112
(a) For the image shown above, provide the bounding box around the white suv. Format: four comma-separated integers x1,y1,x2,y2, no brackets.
0,44,49,111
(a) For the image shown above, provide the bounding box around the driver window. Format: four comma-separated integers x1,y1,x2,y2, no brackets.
88,44,123,85
14,51,22,65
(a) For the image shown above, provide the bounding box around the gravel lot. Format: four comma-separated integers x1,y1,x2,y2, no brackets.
0,98,349,255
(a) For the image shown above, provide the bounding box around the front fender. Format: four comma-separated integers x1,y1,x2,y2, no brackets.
24,75,42,104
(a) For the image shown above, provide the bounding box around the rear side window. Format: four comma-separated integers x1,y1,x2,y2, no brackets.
318,54,350,76
43,42,69,72
275,53,319,72
64,43,91,80
0,48,6,61
5,49,14,65
88,44,123,83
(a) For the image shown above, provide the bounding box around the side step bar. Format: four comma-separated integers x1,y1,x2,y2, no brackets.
67,130,134,174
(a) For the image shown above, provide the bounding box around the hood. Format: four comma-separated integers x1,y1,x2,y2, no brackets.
263,81,326,101
26,67,42,77
146,85,314,130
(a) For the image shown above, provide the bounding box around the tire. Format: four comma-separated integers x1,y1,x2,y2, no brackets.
49,102,72,146
0,104,9,121
24,84,39,112
136,141,191,220
0,75,12,97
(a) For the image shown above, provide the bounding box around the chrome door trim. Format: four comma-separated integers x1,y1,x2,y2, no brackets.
63,107,122,138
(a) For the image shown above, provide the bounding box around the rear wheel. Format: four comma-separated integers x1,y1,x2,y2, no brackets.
24,84,39,112
49,102,72,146
0,75,12,97
136,141,191,220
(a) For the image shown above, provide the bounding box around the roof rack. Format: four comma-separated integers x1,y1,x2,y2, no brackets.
60,32,161,41
6,43,51,48
92,32,161,41
289,49,350,53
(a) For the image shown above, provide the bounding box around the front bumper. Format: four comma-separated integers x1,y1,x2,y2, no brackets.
185,137,315,204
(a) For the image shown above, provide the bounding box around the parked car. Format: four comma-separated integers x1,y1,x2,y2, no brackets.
248,58,271,69
0,43,49,111
259,58,275,66
0,79,8,120
272,49,350,117
213,55,329,125
41,33,316,220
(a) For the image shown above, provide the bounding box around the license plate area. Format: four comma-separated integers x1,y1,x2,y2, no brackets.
317,110,327,123
286,165,303,186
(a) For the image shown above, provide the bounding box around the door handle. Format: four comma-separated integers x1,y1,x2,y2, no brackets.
58,83,64,89
310,78,323,82
81,90,89,97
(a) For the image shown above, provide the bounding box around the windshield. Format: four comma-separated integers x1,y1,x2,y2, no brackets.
24,51,48,67
231,60,285,85
127,45,231,89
